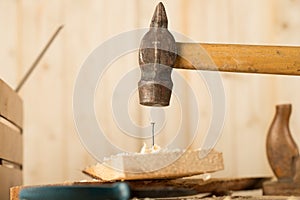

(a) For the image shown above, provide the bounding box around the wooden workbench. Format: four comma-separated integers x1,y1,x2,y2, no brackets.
10,178,297,200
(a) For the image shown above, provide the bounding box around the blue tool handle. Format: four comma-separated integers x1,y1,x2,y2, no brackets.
19,182,130,200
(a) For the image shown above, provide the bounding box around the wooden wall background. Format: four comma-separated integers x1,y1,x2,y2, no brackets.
1,0,300,185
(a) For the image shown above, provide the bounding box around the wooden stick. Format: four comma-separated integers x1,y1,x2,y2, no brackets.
174,43,300,76
15,25,64,92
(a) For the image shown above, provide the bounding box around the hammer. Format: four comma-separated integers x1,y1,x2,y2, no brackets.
138,2,300,107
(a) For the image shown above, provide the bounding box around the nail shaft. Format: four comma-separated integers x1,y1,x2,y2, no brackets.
151,122,155,146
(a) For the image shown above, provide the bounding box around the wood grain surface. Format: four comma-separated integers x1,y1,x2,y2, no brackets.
126,177,271,196
263,180,300,196
0,166,22,200
175,43,300,75
0,79,23,200
0,80,23,130
9,177,271,200
0,120,22,165
1,0,300,186
83,150,223,181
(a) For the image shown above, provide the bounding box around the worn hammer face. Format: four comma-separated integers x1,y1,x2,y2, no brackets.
138,2,177,107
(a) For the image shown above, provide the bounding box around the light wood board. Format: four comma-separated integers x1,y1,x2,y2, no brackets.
0,166,22,200
175,43,300,75
0,80,23,130
2,0,300,185
84,150,223,181
0,120,22,165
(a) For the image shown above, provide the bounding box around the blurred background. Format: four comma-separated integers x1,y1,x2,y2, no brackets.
1,0,300,185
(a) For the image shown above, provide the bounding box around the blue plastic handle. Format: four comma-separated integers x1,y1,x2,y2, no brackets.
19,182,130,200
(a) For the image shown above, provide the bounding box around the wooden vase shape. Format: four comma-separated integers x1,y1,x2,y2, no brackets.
266,104,299,182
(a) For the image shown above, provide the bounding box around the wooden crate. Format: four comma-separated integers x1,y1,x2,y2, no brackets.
0,79,23,200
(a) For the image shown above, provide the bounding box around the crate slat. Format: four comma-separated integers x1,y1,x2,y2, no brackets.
0,80,23,130
0,120,22,165
0,166,22,200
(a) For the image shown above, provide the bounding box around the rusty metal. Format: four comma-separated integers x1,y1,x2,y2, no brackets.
138,3,300,107
151,122,155,146
138,2,177,107
263,104,300,195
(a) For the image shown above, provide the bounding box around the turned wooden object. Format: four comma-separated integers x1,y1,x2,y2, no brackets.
263,104,300,195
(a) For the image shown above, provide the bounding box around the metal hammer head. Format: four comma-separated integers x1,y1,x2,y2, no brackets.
138,2,177,107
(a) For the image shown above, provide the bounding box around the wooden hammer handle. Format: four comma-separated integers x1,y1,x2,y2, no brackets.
174,43,300,76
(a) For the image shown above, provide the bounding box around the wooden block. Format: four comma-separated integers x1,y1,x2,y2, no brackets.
84,149,223,181
126,177,271,196
0,120,22,165
0,166,22,200
0,79,23,130
263,180,300,196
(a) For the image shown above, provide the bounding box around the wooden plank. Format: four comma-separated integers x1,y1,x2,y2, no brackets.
126,177,271,197
0,166,22,200
0,0,19,87
263,180,300,196
84,150,223,181
0,120,22,165
174,43,300,76
0,79,23,130
4,0,298,186
9,177,269,200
